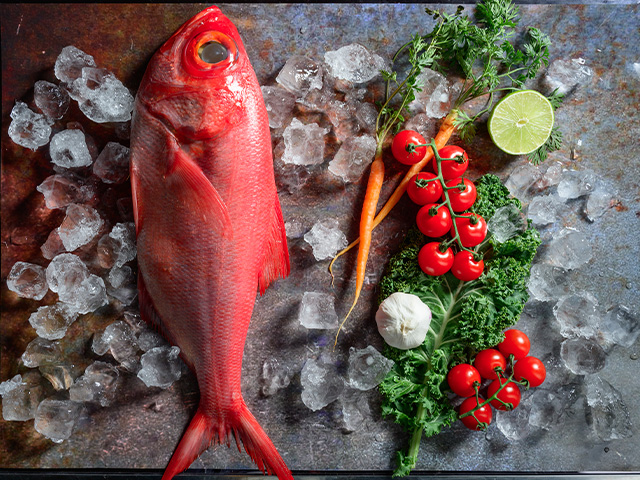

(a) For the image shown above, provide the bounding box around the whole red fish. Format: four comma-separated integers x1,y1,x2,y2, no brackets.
129,6,292,480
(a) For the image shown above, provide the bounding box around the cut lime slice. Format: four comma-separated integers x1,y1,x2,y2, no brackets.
488,90,554,155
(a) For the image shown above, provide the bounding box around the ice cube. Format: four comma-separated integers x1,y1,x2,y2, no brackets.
54,45,97,84
92,142,130,184
599,305,640,349
0,374,45,421
34,398,85,443
557,169,598,200
487,203,528,243
527,263,571,302
298,292,339,330
340,387,370,432
7,261,48,301
34,80,70,120
544,228,592,270
261,85,296,130
46,253,88,293
355,101,377,134
585,375,632,441
260,358,292,396
137,346,183,389
324,44,386,84
39,365,74,391
303,218,348,261
137,328,168,352
69,361,120,407
300,355,345,411
560,337,606,374
534,161,563,190
73,274,109,314
402,113,437,141
553,292,600,339
106,265,137,306
527,194,566,226
328,135,377,183
544,58,593,95
504,163,542,201
41,230,66,260
325,99,360,141
93,320,139,367
409,68,452,118
527,387,576,430
281,118,329,166
109,222,137,267
69,67,134,123
8,101,53,150
275,55,324,97
57,203,104,251
585,186,613,222
49,129,94,168
495,394,532,441
37,174,86,210
346,345,394,391
28,303,79,341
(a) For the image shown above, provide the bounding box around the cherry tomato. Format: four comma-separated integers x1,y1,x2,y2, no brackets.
434,145,469,180
459,396,492,430
392,130,427,165
487,378,521,411
498,329,531,361
514,356,546,388
444,178,477,212
451,251,484,282
447,363,481,397
473,349,506,380
407,172,443,205
451,213,487,248
418,242,454,276
416,203,452,238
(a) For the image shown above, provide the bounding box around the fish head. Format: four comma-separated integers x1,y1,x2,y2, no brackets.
137,6,256,141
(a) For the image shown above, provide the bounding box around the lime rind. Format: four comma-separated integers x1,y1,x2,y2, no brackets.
488,90,554,155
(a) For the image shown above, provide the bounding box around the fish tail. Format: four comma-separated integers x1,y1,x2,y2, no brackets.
161,402,293,480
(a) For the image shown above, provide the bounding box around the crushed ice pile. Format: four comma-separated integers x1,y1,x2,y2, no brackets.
3,46,185,443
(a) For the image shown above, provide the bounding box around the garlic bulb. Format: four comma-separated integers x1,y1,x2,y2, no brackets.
375,292,431,350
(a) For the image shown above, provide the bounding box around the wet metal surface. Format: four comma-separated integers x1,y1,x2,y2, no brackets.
1,2,640,476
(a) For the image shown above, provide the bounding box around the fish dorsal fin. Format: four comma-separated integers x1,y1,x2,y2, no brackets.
257,195,290,295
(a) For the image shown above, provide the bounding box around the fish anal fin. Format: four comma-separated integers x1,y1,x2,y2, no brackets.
257,195,290,295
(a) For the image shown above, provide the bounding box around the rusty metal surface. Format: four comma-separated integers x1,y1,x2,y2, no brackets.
1,2,640,476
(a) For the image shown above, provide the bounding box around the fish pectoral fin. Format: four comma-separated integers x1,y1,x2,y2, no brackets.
257,194,290,295
167,142,232,236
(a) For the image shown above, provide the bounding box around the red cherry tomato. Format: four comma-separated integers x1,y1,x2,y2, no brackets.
473,349,506,380
444,178,477,212
392,130,427,165
416,203,452,238
418,242,454,276
498,329,531,361
514,356,546,388
447,363,481,397
459,396,492,430
451,251,484,282
434,145,469,180
487,378,521,410
451,213,487,248
407,172,443,205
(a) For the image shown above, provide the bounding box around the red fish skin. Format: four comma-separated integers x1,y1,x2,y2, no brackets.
129,6,291,479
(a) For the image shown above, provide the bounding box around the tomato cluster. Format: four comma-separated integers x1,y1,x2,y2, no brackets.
392,131,487,282
446,329,546,431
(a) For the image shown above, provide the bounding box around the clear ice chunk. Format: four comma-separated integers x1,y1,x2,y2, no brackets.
0,374,45,422
54,45,97,84
137,346,183,389
276,55,324,97
527,194,566,226
303,218,348,261
585,375,632,441
72,274,108,314
260,358,292,396
34,80,70,120
137,328,168,352
340,387,370,432
544,58,593,95
28,303,79,340
495,396,532,441
21,337,63,368
328,135,377,182
325,99,360,141
34,398,85,443
69,361,120,407
8,101,53,151
324,43,386,84
39,365,74,391
553,292,600,339
49,129,94,168
93,320,139,367
557,169,598,200
300,355,345,411
346,345,394,391
58,203,104,251
409,68,451,118
599,305,640,349
281,118,329,166
527,263,571,302
69,67,134,123
7,261,48,300
298,292,339,330
261,85,296,129
544,228,592,270
487,203,527,243
93,142,130,184
106,265,138,306
109,222,137,267
37,174,87,210
585,186,613,222
560,337,606,375
46,253,89,294
527,388,573,430
504,163,542,202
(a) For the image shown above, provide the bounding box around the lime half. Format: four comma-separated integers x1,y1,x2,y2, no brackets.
488,90,554,155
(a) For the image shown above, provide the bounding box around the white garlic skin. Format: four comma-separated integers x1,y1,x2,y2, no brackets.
375,292,432,350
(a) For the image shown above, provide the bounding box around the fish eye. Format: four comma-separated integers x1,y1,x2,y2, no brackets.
198,41,229,64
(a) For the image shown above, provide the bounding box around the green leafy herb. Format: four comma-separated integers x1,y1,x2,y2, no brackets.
527,89,565,164
378,174,541,476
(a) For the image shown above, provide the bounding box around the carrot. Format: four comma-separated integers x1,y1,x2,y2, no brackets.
329,110,458,279
334,150,385,346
